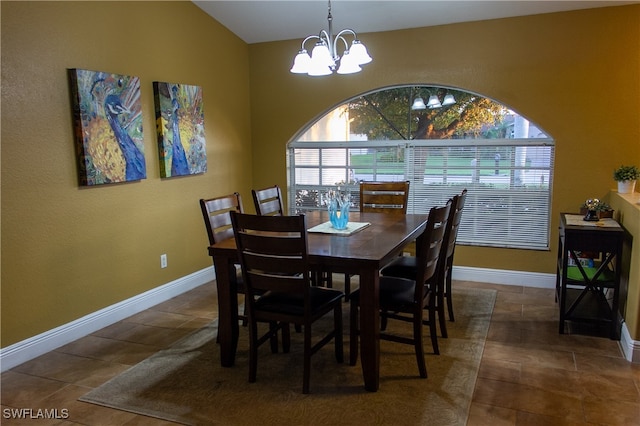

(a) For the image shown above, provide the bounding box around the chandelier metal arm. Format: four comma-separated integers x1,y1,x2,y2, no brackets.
334,29,357,54
299,35,320,50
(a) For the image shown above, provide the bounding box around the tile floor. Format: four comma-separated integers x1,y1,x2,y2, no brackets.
2,280,639,425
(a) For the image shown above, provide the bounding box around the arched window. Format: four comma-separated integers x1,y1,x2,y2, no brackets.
287,85,554,250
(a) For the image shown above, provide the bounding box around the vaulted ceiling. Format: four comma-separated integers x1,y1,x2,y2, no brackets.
194,1,637,44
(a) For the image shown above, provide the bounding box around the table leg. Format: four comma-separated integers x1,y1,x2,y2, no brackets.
358,268,380,392
212,255,239,367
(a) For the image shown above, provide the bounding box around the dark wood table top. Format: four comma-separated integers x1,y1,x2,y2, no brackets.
209,210,428,271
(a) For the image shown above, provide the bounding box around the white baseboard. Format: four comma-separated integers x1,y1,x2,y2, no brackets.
0,267,215,372
2,265,637,371
620,323,640,363
452,265,556,288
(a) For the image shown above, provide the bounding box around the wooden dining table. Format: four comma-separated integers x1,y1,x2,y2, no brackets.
208,210,428,392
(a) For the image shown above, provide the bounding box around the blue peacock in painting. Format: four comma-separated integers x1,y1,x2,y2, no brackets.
168,86,190,176
153,81,207,178
103,93,146,181
71,69,146,185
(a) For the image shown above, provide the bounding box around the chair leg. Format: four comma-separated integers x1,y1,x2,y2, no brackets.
312,270,333,288
344,274,351,301
413,311,428,378
303,323,312,394
242,302,248,327
334,304,344,363
269,322,279,353
349,299,359,366
248,323,258,383
324,271,333,288
282,323,291,353
446,266,455,322
428,302,439,355
437,288,448,339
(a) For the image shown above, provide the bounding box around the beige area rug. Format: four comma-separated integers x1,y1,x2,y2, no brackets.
80,287,495,426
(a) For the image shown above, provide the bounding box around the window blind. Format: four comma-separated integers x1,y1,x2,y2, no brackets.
288,138,554,250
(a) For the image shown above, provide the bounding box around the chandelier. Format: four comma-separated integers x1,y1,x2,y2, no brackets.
411,93,456,110
290,0,372,76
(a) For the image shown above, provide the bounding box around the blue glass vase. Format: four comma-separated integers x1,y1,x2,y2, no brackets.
326,189,350,230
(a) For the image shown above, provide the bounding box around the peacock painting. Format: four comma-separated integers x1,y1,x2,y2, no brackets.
69,69,146,185
153,81,206,178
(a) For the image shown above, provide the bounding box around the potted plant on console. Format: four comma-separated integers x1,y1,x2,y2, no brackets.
613,164,639,194
580,199,613,220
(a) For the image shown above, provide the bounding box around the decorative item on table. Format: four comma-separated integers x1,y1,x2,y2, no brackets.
582,198,602,221
324,187,351,230
580,198,613,220
613,164,639,194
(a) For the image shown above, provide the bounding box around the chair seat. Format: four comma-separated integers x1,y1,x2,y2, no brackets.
256,287,344,317
349,276,418,311
380,256,417,281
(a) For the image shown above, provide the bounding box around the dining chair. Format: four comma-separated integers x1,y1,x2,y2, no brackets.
380,188,467,337
200,193,252,330
440,189,467,322
230,211,344,394
200,193,244,246
252,184,285,216
253,184,332,289
343,181,411,300
350,201,451,378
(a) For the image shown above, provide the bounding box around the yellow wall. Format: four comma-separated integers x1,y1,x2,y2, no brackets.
608,193,640,340
1,1,254,346
2,2,640,348
248,6,640,335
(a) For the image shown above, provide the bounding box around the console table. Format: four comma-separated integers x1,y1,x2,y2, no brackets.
556,213,624,339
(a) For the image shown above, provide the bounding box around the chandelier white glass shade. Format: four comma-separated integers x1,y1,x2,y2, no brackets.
442,94,456,106
290,1,372,76
412,93,456,110
411,97,427,110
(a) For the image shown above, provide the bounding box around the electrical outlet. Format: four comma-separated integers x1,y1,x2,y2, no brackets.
160,254,167,268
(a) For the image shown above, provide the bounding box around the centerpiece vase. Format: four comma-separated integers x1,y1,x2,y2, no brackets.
326,189,350,230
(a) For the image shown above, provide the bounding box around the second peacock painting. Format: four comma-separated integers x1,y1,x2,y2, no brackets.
153,82,207,178
69,69,146,185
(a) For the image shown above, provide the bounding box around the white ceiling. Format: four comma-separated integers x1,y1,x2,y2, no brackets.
193,0,637,44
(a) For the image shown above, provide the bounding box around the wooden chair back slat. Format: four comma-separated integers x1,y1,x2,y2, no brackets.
231,212,309,296
359,181,410,214
252,185,285,216
199,193,244,246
